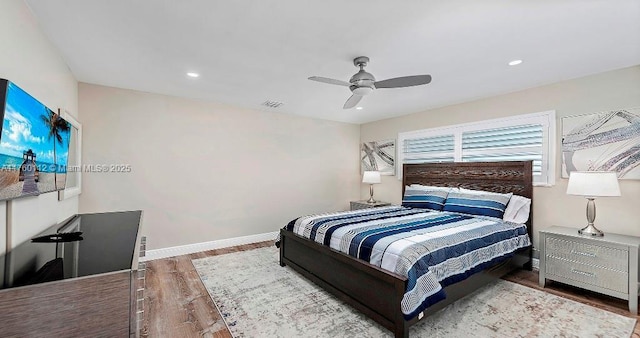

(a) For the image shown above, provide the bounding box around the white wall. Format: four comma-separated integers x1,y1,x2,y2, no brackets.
361,65,640,250
78,83,360,250
0,0,79,250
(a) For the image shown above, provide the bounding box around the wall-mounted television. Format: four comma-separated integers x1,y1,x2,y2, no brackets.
0,79,71,201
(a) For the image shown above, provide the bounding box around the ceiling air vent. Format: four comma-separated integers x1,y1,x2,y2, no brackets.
261,100,284,108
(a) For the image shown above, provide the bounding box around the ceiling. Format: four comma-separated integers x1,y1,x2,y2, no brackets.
25,0,640,124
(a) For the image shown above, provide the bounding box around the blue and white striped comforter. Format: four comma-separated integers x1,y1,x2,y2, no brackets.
285,205,531,320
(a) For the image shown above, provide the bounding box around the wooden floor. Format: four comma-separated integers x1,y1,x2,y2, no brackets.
141,241,273,338
142,242,640,337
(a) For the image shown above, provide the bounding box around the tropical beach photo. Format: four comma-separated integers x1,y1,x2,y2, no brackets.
0,81,70,201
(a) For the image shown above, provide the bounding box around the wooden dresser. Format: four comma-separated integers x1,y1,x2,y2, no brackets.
0,210,145,337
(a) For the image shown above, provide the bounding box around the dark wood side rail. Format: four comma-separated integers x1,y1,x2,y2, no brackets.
280,230,408,334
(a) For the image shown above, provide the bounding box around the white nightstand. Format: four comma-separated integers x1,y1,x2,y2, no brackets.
539,226,640,314
350,200,391,210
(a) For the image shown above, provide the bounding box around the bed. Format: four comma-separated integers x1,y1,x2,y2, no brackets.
278,161,533,338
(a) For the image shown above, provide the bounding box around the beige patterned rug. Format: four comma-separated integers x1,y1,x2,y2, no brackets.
192,247,636,338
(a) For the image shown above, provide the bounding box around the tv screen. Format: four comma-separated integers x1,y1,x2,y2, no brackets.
0,79,71,201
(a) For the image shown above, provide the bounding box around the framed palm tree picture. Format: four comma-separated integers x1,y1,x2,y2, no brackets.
361,139,395,175
561,107,640,179
0,79,72,201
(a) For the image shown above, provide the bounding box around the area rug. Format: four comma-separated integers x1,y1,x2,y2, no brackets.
192,247,636,338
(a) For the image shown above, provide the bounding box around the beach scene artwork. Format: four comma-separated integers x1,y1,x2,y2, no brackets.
0,81,71,200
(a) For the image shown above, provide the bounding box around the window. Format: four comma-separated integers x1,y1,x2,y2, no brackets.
397,111,556,186
403,134,455,164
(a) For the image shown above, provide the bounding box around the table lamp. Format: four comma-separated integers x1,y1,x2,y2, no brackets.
566,171,621,237
362,171,381,203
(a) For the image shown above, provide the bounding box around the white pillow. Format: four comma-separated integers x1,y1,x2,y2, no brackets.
460,187,495,195
409,184,456,192
503,195,531,224
459,187,512,199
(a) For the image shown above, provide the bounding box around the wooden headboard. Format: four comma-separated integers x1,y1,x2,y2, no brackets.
402,161,534,232
402,161,533,198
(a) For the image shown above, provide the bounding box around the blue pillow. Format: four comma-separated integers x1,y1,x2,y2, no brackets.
443,191,512,218
402,188,449,211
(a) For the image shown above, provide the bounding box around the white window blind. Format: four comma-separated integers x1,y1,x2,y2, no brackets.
462,124,544,176
397,111,556,186
403,134,455,164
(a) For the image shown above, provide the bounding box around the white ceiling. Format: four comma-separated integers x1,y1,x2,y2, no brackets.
25,0,640,124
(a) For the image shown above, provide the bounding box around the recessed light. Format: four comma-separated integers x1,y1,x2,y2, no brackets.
508,60,523,66
186,72,200,78
356,107,363,110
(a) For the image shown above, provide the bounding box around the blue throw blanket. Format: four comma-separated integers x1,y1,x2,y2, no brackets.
284,206,531,320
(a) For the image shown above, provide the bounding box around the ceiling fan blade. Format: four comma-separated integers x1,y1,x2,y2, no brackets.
343,94,363,109
374,75,432,89
308,76,351,87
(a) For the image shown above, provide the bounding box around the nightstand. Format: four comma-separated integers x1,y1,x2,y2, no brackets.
350,200,391,210
539,226,640,314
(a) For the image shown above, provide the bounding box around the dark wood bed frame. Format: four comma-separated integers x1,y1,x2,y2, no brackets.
279,161,533,338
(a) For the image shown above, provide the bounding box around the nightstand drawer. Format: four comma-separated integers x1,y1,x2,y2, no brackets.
350,201,390,210
545,236,628,272
545,256,628,293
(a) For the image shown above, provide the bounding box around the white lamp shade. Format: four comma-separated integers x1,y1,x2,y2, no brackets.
566,171,621,197
362,171,381,184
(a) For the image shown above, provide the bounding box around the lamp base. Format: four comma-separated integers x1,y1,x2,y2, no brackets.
367,184,376,204
578,224,604,237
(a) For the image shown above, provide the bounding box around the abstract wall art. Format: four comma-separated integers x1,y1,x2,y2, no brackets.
562,107,640,179
361,139,395,175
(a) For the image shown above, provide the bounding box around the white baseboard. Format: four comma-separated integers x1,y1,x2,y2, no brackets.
142,231,279,261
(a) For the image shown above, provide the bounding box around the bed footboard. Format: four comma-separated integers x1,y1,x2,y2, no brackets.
280,229,410,338
280,229,531,338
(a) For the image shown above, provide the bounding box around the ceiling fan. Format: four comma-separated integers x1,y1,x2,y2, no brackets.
308,56,432,109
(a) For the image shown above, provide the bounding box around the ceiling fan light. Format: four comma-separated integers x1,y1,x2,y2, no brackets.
352,87,373,96
350,70,376,83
